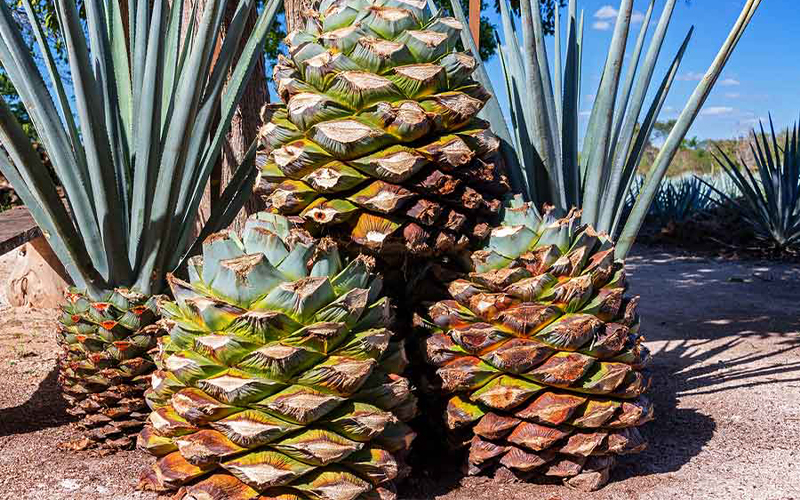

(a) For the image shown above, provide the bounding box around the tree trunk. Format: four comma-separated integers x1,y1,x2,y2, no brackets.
218,0,268,232
187,0,268,235
285,0,312,32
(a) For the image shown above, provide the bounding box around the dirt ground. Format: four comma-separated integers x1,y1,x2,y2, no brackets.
0,246,798,500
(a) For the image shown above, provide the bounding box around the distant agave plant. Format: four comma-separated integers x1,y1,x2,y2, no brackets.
648,175,715,225
448,0,761,257
698,170,741,204
625,172,739,229
0,0,281,448
703,119,800,249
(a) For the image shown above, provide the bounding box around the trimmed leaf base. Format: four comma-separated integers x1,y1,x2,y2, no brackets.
57,289,165,450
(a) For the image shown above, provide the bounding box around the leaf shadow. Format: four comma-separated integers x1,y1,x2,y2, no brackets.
0,366,76,438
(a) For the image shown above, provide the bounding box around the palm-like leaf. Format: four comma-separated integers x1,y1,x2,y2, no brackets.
0,0,281,297
702,119,800,249
449,0,761,258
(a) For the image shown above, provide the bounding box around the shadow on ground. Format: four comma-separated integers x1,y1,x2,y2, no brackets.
613,251,800,481
615,337,800,481
0,366,75,437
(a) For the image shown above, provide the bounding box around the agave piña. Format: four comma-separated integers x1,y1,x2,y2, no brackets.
138,213,417,498
258,0,510,260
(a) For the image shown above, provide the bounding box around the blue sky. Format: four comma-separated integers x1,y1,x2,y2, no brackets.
26,0,792,143
479,0,797,141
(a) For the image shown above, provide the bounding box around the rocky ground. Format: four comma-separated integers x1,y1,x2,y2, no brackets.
0,246,798,500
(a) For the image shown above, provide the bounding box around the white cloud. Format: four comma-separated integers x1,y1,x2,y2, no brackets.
724,92,741,99
720,77,741,86
593,20,612,30
593,5,645,29
594,5,618,19
701,106,734,116
738,117,765,128
677,71,704,81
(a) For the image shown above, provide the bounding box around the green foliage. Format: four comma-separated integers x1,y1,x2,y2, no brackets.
0,183,17,210
4,0,69,53
651,118,675,144
0,0,284,137
0,0,282,297
0,70,32,136
437,0,564,61
1,0,70,138
263,8,286,64
703,119,800,249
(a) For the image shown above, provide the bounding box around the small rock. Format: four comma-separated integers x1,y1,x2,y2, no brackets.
60,479,80,491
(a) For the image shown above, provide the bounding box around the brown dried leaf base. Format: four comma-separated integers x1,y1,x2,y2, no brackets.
471,454,617,492
62,381,150,451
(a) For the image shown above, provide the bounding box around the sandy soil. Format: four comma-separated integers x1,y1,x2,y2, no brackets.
1,246,799,500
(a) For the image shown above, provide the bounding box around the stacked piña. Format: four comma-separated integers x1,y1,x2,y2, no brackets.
258,0,509,256
0,0,281,448
138,213,417,499
418,199,651,490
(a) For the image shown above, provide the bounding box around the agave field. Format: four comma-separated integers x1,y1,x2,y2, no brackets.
1,0,799,499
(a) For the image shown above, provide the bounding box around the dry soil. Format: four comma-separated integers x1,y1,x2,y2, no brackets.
1,246,798,500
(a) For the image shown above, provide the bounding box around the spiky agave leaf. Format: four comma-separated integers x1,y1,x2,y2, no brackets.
0,0,282,297
139,213,417,498
701,118,800,249
464,0,762,256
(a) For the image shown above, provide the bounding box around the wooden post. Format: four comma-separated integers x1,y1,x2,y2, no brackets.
469,0,480,53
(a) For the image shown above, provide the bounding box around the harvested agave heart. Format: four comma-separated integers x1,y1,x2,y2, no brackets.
259,0,509,258
58,289,167,450
138,213,417,500
417,200,653,491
